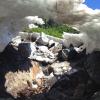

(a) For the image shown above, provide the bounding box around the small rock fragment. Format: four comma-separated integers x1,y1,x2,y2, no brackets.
36,32,49,46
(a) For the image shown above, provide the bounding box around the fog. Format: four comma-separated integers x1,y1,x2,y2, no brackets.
0,0,100,52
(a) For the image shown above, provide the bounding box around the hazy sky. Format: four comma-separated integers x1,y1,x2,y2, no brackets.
84,0,100,9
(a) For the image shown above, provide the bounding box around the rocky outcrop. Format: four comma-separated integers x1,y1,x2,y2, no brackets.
0,33,100,100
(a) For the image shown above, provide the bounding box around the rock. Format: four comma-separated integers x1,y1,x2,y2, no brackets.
48,40,55,47
30,61,45,88
46,67,89,100
50,61,72,75
25,16,45,25
5,70,33,98
0,43,21,66
44,73,57,89
58,44,86,61
91,91,100,100
19,32,63,43
49,42,62,54
18,42,36,58
36,32,49,46
4,61,46,98
11,36,22,46
19,32,40,42
73,83,85,99
46,35,63,43
29,46,56,63
28,24,38,29
62,32,83,48
85,51,100,84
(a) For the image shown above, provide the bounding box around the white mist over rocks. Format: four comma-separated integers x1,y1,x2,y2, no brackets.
0,0,100,53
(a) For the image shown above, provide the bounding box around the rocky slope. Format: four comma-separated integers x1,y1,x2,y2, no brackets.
0,34,100,100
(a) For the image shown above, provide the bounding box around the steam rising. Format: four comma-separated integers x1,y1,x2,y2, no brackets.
0,0,100,52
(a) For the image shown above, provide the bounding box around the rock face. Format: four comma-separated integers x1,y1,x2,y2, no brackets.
91,91,100,100
1,33,100,100
18,33,63,63
85,51,100,84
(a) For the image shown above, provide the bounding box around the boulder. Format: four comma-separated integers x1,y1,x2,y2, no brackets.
18,42,36,58
36,32,49,46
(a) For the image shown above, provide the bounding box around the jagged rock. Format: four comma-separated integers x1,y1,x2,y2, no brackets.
29,46,56,63
51,67,88,100
30,61,45,88
5,70,32,98
4,60,46,98
58,44,86,61
18,42,36,58
1,31,99,100
49,42,62,54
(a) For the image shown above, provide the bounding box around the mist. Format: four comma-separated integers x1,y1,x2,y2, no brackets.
0,0,100,52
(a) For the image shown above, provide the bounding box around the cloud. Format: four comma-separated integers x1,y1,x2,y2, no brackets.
0,0,100,27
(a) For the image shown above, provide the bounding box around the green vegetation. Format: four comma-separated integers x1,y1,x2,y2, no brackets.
24,21,79,38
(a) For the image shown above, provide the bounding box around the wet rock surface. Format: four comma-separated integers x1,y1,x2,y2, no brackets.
0,34,100,100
